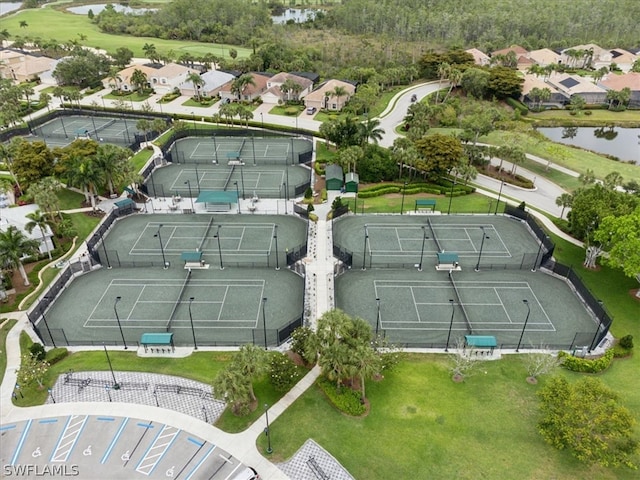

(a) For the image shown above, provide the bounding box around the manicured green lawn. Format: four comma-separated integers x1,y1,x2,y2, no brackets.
130,148,153,172
344,191,500,215
269,105,303,116
0,7,251,58
67,211,101,241
530,109,640,126
57,188,86,210
0,319,17,385
103,91,152,102
182,98,218,108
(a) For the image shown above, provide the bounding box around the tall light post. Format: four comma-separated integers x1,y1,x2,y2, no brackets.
214,225,224,270
260,112,264,129
282,183,288,214
114,296,127,349
184,180,195,213
418,226,429,272
234,181,241,214
264,403,273,454
191,111,196,131
447,175,456,215
188,297,197,350
494,180,504,215
48,388,56,404
474,227,490,272
531,237,546,272
262,297,268,350
273,225,279,270
375,297,381,337
516,299,531,352
400,181,408,215
103,344,120,390
445,299,455,352
41,297,56,348
362,224,369,270
154,224,168,269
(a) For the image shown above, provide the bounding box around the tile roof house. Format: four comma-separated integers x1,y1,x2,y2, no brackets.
0,49,56,83
491,45,528,57
179,70,235,98
545,73,608,104
560,43,611,69
609,48,638,73
304,79,356,112
261,72,314,104
102,63,191,94
465,48,490,66
218,73,270,102
1,204,54,258
599,72,640,107
521,74,565,106
527,48,561,67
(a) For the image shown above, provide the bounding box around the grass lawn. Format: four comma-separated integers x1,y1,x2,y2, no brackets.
0,319,17,385
181,98,218,108
67,211,101,241
57,188,86,210
314,142,338,163
529,109,640,127
103,91,152,102
0,7,251,59
269,105,304,116
344,191,500,215
130,148,153,172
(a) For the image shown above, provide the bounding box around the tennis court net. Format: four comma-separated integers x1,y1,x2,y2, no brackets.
223,165,235,191
449,271,472,333
90,119,117,135
426,218,443,252
199,217,215,251
166,269,192,332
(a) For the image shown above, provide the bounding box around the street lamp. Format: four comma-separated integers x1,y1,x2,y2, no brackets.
274,225,279,270
234,181,241,214
260,112,264,129
184,180,195,212
48,388,55,404
214,225,224,270
516,299,531,352
362,224,369,270
375,297,381,337
474,227,490,272
264,403,273,454
154,225,168,269
114,296,127,349
103,344,120,390
41,297,56,348
400,182,408,215
191,111,196,131
262,297,268,350
188,297,197,350
418,226,429,272
494,180,504,215
447,175,456,215
239,165,245,199
105,385,112,402
445,299,455,352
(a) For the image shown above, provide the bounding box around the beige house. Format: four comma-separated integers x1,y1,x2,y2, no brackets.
546,73,608,104
218,73,270,102
609,49,638,72
521,74,564,106
0,50,56,83
261,72,314,104
179,70,235,98
304,79,355,112
103,63,191,94
527,48,561,67
560,44,611,69
599,72,640,107
465,48,490,66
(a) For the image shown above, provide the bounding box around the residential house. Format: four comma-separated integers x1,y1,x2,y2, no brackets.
491,45,529,57
545,73,608,104
1,204,54,258
179,70,235,98
218,73,270,102
465,48,490,67
527,48,561,67
261,72,314,104
0,49,56,83
304,79,356,112
599,72,640,107
609,48,638,73
290,72,320,85
560,44,611,69
102,63,191,94
490,45,532,70
521,74,565,106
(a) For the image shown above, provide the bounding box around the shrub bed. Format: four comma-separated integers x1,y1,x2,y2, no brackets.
558,348,614,373
317,377,366,416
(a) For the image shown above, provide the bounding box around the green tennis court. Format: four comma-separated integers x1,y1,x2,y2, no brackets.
336,268,598,349
333,215,541,270
31,114,142,148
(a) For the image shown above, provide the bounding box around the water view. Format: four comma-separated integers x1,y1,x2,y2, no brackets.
272,8,320,24
0,2,23,16
66,3,156,15
537,126,640,164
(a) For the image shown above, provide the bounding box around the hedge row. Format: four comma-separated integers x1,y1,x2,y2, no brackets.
558,348,614,373
358,183,474,199
317,377,366,416
505,97,529,115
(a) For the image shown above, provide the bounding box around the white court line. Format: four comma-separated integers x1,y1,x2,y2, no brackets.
496,287,512,324
409,286,421,322
219,286,230,321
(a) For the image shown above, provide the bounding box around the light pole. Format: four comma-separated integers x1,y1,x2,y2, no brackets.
445,299,454,352
400,182,408,215
362,224,369,270
188,297,197,350
474,227,490,272
375,297,381,337
41,298,56,348
494,180,504,215
447,176,456,215
48,388,55,404
154,225,168,269
260,112,264,129
114,296,127,349
234,181,241,214
274,225,279,270
418,226,429,272
240,165,245,199
516,299,531,352
184,180,195,212
264,403,273,454
282,183,288,214
262,297,268,350
214,225,224,270
103,344,120,390
531,237,546,272
105,385,112,402
191,111,196,131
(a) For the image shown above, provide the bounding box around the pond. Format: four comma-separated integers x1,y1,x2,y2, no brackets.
0,2,23,16
272,8,320,24
66,3,156,15
537,126,640,164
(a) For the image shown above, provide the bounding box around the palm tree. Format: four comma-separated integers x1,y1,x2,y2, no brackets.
233,344,267,403
555,193,573,219
25,209,52,260
65,156,104,211
350,343,381,401
95,144,129,196
358,118,385,146
435,62,450,103
230,74,255,101
19,21,28,29
26,177,62,222
0,226,39,286
186,72,205,102
331,85,348,111
442,68,462,103
130,69,148,92
211,366,251,415
0,29,9,48
107,66,122,91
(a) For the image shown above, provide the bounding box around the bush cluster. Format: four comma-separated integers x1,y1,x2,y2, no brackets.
558,348,614,373
505,97,529,115
45,347,69,365
317,378,366,416
357,182,474,199
269,353,299,391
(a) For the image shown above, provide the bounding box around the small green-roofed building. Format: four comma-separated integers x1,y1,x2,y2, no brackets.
195,190,237,212
465,335,497,352
345,172,359,193
140,332,174,353
325,164,344,191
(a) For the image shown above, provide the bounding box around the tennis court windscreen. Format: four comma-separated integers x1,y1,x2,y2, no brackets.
426,218,442,252
166,269,192,332
449,270,472,333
